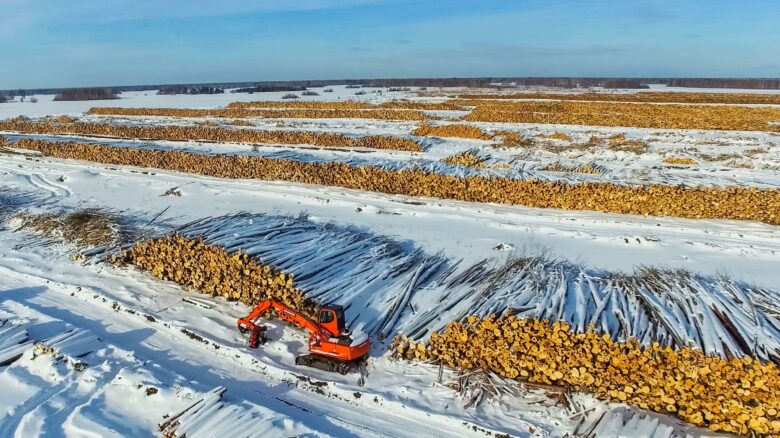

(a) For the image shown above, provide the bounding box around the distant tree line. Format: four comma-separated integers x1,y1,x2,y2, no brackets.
231,85,307,94
158,86,224,95
662,78,780,89
6,77,780,98
53,88,119,101
602,79,649,89
363,77,651,89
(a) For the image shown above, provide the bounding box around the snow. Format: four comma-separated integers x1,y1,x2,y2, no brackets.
2,152,779,290
0,85,420,119
0,246,576,437
1,86,775,437
0,236,723,437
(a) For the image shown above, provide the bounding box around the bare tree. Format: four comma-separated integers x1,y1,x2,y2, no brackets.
53,88,118,101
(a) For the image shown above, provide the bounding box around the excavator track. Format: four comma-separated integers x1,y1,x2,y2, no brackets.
295,354,362,375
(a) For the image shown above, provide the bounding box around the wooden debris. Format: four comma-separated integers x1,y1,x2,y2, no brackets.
13,209,124,248
0,321,34,365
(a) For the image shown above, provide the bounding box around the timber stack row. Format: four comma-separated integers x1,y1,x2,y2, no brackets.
117,235,315,317
0,120,423,152
391,316,780,436
8,137,780,225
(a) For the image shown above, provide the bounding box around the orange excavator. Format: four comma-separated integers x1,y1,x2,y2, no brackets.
237,299,370,374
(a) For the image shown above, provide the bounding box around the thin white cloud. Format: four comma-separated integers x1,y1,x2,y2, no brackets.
0,0,391,39
3,0,390,24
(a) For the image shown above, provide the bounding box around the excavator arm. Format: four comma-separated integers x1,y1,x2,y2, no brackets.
237,299,327,344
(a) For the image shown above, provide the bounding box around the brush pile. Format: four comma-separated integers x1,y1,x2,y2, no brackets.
492,130,534,148
13,209,122,248
542,132,573,141
0,120,423,152
87,106,428,121
413,123,490,140
460,100,780,132
392,317,780,436
457,91,780,105
605,134,648,153
118,235,314,316
11,138,780,224
540,162,603,174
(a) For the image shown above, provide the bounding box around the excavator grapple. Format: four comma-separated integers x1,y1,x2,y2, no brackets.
237,299,370,374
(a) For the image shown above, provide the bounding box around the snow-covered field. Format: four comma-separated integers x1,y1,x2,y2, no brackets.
1,86,778,437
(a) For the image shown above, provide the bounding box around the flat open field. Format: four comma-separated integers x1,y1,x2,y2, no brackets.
2,85,780,437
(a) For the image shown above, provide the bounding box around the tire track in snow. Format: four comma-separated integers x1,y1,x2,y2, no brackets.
0,266,527,438
0,162,72,205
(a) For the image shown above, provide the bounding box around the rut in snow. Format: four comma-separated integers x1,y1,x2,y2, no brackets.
0,188,43,222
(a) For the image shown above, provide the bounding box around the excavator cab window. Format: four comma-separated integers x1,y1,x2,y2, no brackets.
319,306,346,337
320,310,334,324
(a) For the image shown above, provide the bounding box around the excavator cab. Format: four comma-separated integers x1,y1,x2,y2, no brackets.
318,305,345,337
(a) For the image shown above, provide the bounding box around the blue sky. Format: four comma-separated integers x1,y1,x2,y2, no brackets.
1,0,778,89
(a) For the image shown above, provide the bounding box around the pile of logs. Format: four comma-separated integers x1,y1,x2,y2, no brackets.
10,137,780,225
413,123,490,140
87,106,428,121
459,100,780,132
392,316,780,436
456,91,780,105
227,100,465,111
0,120,423,152
117,235,315,317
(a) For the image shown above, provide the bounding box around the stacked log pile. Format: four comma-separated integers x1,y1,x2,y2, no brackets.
456,91,780,105
0,121,423,152
459,100,780,132
10,137,780,224
663,157,698,165
392,316,780,436
118,235,315,317
87,106,428,121
413,123,490,140
227,100,466,111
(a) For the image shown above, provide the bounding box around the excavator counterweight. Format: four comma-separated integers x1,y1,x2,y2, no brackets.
237,299,370,374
